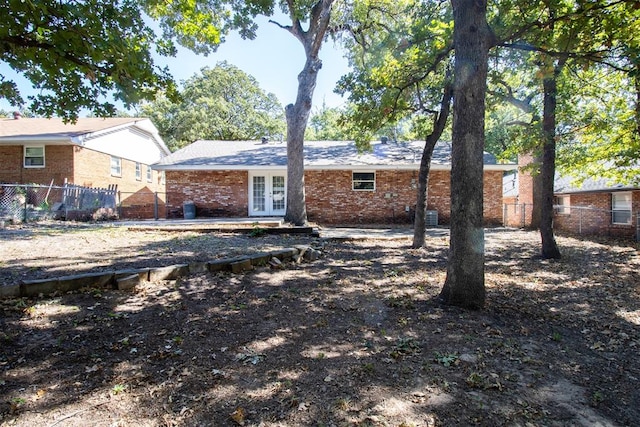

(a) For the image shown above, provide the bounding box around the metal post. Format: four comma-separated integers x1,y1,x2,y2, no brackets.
579,207,582,235
23,186,28,222
154,192,159,220
117,191,122,218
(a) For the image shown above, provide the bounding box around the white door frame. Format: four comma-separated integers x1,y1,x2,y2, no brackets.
248,171,287,216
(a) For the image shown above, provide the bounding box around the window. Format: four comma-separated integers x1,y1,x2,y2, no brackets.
24,146,45,168
612,192,632,225
110,156,122,177
555,195,570,215
353,172,375,191
146,165,152,182
135,163,141,181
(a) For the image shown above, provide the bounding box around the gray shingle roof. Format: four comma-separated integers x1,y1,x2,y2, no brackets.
154,139,511,170
554,174,638,194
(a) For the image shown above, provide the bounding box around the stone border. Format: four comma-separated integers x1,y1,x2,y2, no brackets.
0,246,320,299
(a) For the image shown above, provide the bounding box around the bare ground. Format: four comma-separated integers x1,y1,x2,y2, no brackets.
1,222,639,426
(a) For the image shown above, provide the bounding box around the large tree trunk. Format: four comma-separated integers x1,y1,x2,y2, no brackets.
284,57,322,225
413,81,453,248
539,62,562,259
439,0,490,310
280,0,334,226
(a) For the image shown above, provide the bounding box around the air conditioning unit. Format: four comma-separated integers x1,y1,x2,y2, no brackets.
426,210,438,227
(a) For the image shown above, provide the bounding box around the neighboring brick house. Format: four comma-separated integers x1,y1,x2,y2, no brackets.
0,115,170,218
503,156,639,239
153,139,515,225
553,177,640,239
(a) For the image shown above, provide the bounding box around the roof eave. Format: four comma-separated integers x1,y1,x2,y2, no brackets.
0,137,75,144
153,163,517,172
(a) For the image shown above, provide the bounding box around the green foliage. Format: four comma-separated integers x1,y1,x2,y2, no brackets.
0,0,177,122
306,103,360,140
335,0,454,147
141,62,285,151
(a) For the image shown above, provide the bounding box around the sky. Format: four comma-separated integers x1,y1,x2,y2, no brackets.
0,14,352,116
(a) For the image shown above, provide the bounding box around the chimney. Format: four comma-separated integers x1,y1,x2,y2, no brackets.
13,111,22,120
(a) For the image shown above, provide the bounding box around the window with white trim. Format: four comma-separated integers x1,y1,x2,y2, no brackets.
24,146,45,168
555,195,570,215
146,165,152,183
612,192,632,225
110,156,122,177
135,162,141,181
352,171,376,191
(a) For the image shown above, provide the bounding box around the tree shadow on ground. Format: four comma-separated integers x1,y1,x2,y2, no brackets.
1,231,639,426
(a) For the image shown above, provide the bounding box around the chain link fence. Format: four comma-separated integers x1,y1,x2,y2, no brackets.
0,183,117,223
503,203,639,241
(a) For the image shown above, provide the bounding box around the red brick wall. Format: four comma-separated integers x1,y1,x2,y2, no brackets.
164,168,505,225
553,191,639,239
165,170,249,218
73,147,164,193
74,147,167,219
516,154,535,227
305,169,502,225
0,145,74,185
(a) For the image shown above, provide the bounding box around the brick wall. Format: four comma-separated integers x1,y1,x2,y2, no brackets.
553,191,639,240
0,145,74,185
74,147,164,193
165,170,249,218
516,153,535,227
165,168,505,225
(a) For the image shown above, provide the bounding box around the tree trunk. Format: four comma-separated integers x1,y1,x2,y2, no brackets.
413,81,453,248
439,0,490,310
281,0,334,226
284,57,322,225
539,65,562,259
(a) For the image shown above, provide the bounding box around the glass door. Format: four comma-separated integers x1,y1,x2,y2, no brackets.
249,173,286,216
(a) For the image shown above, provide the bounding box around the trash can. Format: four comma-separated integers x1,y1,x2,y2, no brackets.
183,201,196,219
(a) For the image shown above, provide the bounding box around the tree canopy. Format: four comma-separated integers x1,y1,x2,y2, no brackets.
141,62,285,151
0,0,179,122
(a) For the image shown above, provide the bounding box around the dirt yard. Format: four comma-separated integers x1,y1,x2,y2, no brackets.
1,223,639,426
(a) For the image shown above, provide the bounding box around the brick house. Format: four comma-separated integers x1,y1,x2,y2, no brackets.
0,115,170,218
503,155,639,239
153,139,515,225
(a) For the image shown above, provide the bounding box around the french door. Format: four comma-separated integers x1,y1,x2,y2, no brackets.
249,172,286,216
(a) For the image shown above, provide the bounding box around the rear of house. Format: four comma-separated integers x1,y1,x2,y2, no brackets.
154,139,514,226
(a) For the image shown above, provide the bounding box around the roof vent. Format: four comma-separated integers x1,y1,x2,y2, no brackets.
13,111,21,120
261,136,269,144
380,136,388,144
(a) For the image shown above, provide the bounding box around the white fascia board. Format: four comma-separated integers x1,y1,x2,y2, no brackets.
74,121,141,144
152,163,517,172
151,164,286,171
0,137,74,144
74,119,170,156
